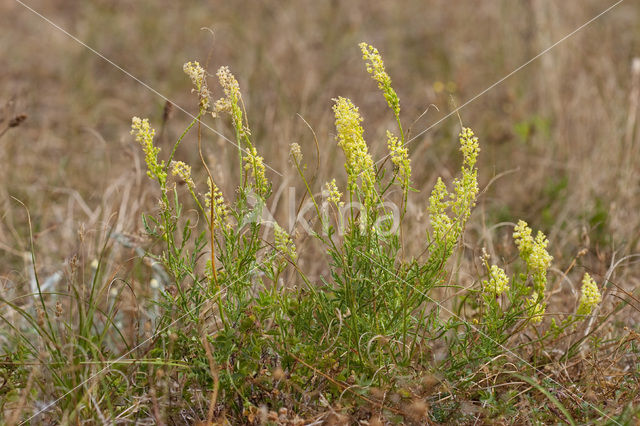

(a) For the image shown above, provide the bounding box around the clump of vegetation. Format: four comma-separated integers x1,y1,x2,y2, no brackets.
2,43,639,425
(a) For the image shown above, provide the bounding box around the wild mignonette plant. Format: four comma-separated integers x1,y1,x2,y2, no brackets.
130,45,605,417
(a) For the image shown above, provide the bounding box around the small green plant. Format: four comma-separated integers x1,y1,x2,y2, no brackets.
127,43,607,420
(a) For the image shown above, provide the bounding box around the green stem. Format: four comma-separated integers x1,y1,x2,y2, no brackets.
167,110,203,166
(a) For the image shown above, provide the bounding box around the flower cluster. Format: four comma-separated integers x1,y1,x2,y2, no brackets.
183,61,210,110
359,42,400,117
333,97,376,205
513,220,553,294
428,127,480,259
451,127,480,219
513,220,553,323
483,264,510,296
243,146,269,198
323,179,344,208
289,142,302,166
131,117,166,184
213,66,248,137
387,130,411,190
428,178,454,245
170,161,195,190
274,223,297,262
577,273,602,315
526,295,546,323
205,177,229,228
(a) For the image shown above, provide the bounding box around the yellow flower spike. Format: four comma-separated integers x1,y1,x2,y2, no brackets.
289,143,303,166
332,97,376,205
131,117,166,184
512,221,554,325
183,61,210,110
359,42,400,117
213,66,249,137
427,127,480,259
243,146,269,198
205,177,230,229
274,224,297,262
183,61,206,92
323,179,344,208
577,273,602,316
170,161,195,190
387,130,411,189
483,264,510,296
458,127,480,169
428,178,453,244
451,127,480,219
526,296,546,323
513,220,553,296
513,220,533,254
